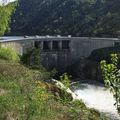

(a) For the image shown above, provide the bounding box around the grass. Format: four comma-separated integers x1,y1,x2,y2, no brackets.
0,47,20,62
0,59,109,120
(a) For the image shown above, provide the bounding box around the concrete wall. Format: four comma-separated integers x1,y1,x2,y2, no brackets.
0,40,34,55
0,37,119,71
41,51,71,71
39,37,117,71
70,38,115,62
0,41,24,55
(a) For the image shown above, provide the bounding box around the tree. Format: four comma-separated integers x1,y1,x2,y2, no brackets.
100,54,120,112
0,2,17,36
21,48,43,70
6,0,107,36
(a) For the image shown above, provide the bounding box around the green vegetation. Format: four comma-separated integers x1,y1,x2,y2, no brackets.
0,61,108,120
0,0,119,37
0,2,17,36
0,47,20,62
100,54,120,112
21,48,42,69
0,59,54,120
9,0,120,37
0,48,109,120
59,73,72,103
60,73,71,88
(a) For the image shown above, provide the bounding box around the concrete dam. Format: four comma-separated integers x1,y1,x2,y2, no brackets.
0,36,120,71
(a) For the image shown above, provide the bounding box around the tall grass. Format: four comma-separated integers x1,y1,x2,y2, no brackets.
0,48,109,120
0,47,20,62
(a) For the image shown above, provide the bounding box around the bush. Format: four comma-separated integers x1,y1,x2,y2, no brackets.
100,54,120,112
59,73,72,103
60,73,71,88
21,48,43,70
0,47,20,62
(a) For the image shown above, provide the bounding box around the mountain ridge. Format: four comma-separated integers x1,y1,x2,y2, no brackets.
6,0,120,37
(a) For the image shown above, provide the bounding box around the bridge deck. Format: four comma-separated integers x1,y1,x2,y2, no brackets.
0,36,119,43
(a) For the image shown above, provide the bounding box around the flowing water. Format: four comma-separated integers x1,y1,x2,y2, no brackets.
72,81,120,120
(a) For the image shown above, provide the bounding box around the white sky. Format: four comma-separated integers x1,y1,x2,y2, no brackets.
0,0,16,5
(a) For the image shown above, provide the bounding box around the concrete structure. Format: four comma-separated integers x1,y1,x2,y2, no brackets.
0,36,120,71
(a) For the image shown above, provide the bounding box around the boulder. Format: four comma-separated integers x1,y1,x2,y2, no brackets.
51,79,79,101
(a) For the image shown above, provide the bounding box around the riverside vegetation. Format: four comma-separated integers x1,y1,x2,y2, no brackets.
0,2,17,36
100,54,120,113
0,47,109,120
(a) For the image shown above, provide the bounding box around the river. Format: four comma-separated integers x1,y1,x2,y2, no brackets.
72,80,120,120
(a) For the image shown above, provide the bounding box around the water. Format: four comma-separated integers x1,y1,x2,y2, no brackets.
72,81,120,120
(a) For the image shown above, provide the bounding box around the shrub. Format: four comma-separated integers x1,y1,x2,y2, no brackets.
21,48,43,70
100,54,120,112
59,73,72,103
60,73,71,88
0,47,20,62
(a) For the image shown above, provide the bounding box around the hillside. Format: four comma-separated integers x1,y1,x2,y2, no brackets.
8,0,120,37
0,47,109,120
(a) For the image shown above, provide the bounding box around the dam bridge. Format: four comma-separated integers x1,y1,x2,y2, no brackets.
0,36,120,71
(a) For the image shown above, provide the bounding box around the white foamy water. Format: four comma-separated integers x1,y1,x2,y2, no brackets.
73,82,120,120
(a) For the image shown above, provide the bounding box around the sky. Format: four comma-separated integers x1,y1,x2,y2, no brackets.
0,0,16,6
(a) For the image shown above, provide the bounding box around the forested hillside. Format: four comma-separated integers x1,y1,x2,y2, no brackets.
0,2,17,36
9,0,120,37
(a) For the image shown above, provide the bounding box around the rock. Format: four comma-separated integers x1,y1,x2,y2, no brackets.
69,58,103,82
51,79,79,100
